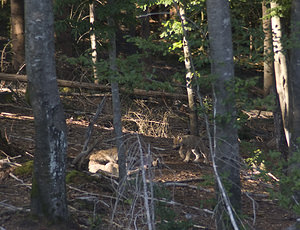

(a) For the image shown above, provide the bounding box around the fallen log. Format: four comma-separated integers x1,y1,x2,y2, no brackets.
0,72,187,99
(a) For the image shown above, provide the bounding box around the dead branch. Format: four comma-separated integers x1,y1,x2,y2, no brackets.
245,192,257,226
0,159,21,169
154,197,213,215
71,96,107,168
67,185,100,196
0,103,32,111
0,200,30,212
83,96,106,152
0,72,187,99
162,177,205,184
93,167,119,179
137,135,155,230
9,173,31,189
163,182,212,193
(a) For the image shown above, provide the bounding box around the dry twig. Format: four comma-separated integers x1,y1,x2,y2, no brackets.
72,96,106,167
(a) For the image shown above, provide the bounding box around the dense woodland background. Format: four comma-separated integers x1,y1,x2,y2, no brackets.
1,0,300,229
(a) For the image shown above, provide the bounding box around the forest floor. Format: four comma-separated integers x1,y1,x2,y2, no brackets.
0,84,298,230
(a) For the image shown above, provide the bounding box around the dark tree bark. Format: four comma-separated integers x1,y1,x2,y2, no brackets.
289,0,300,204
25,0,68,222
141,7,150,39
290,0,300,152
11,0,25,72
206,0,241,229
108,0,126,181
262,0,274,96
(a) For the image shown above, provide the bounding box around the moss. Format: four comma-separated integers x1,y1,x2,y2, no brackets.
14,160,33,177
66,169,92,184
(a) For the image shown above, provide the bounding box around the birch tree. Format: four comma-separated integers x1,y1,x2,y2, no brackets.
206,0,241,228
178,4,199,136
25,0,68,222
271,1,291,147
89,0,98,84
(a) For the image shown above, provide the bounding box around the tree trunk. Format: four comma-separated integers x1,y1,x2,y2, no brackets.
289,0,300,202
25,0,68,222
262,0,274,96
268,2,288,157
141,7,150,39
11,0,25,72
271,1,291,147
178,5,198,136
206,0,241,229
89,0,98,84
0,72,188,99
290,0,300,150
107,1,126,181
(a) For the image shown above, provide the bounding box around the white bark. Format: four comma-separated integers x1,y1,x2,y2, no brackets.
177,5,198,136
89,1,98,84
271,1,291,147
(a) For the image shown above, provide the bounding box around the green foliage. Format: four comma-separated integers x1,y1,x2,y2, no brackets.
160,20,184,50
254,145,300,215
235,76,275,131
154,185,193,230
200,174,214,187
235,76,260,108
137,0,173,8
96,53,174,92
230,0,264,66
199,196,216,210
240,140,256,155
88,215,103,230
268,149,300,214
63,54,92,67
155,0,210,72
66,170,92,184
197,96,212,119
58,54,95,82
154,184,172,200
14,160,33,177
245,148,264,166
126,35,168,55
156,203,193,230
252,94,275,111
